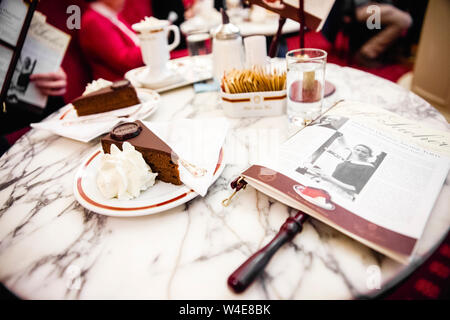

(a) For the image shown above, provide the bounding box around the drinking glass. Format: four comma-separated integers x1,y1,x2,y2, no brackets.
187,31,212,57
286,49,327,128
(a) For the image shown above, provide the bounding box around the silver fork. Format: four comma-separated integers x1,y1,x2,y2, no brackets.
179,158,207,177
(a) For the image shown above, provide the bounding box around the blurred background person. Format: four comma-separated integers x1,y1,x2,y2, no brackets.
352,0,412,66
80,0,143,81
80,0,187,81
322,0,413,67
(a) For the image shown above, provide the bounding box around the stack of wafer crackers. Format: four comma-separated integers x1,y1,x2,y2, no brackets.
221,67,286,94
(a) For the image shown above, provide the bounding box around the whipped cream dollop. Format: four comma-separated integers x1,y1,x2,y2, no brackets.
132,16,169,33
97,142,158,200
83,78,113,95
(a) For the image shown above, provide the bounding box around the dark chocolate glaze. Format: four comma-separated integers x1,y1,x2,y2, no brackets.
73,79,133,101
101,120,178,160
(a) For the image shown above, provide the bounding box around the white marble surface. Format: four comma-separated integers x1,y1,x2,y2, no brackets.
0,64,448,300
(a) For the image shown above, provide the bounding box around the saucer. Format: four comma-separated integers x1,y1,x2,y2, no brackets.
125,55,213,93
135,67,184,90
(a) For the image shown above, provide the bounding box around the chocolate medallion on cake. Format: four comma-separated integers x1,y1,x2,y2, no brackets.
110,122,142,141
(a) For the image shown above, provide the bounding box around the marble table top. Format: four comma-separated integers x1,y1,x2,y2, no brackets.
0,63,448,300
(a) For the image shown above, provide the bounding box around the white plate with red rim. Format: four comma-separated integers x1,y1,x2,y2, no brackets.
73,147,225,217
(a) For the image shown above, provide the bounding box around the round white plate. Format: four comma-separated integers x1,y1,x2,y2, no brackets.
73,148,225,217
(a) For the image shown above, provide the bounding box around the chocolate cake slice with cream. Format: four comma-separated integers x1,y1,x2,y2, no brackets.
72,79,140,116
101,121,182,185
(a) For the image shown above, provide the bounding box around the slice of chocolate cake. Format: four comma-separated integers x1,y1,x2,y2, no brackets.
72,79,140,116
101,121,182,185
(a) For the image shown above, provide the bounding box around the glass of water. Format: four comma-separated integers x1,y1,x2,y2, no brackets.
186,31,212,70
286,49,327,128
187,31,212,57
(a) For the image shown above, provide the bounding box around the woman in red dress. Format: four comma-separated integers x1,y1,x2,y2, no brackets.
80,0,144,81
80,0,188,81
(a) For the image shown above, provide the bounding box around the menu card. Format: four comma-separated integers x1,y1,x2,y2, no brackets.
6,11,71,109
238,100,450,264
0,0,29,46
0,0,38,108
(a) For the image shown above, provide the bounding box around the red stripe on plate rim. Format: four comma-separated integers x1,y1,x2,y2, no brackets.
59,107,73,120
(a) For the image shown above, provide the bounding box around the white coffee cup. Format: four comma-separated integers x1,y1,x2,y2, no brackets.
132,18,180,80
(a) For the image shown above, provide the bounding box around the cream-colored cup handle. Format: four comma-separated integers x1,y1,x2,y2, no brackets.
167,25,180,52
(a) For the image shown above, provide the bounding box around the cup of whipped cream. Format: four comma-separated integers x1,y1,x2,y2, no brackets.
132,17,180,80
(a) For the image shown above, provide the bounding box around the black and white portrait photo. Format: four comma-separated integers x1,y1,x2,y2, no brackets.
14,55,37,93
296,132,386,201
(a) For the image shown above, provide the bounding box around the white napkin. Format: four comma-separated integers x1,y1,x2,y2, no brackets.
142,118,229,196
31,104,124,142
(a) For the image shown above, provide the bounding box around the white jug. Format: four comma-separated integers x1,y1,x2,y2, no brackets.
132,17,180,80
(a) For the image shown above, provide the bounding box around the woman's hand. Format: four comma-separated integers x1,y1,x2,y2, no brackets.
29,67,67,96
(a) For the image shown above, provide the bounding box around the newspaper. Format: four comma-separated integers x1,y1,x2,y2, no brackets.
0,45,13,89
7,12,70,109
244,101,450,262
0,0,29,46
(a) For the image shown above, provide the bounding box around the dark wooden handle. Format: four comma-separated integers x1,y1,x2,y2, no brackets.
268,17,287,58
299,0,305,49
227,212,308,293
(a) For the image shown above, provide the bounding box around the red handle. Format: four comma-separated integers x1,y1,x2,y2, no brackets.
227,211,308,293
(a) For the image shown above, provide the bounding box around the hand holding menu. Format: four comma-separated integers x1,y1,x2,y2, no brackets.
7,12,70,109
239,101,450,263
0,0,33,99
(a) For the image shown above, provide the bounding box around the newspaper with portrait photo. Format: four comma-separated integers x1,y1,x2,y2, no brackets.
239,100,450,263
6,11,70,110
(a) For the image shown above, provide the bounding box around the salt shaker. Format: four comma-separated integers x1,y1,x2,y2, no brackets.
211,9,244,82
